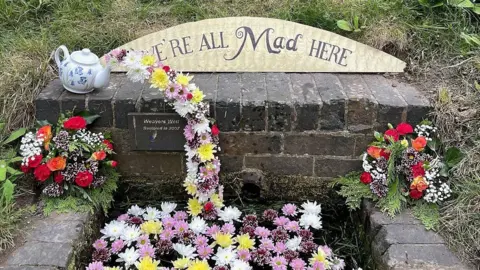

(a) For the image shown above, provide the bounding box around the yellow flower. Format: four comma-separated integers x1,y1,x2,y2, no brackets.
400,139,409,148
191,88,205,104
214,232,233,248
177,74,193,86
150,68,169,90
173,257,191,269
236,233,254,250
188,259,210,270
141,55,156,66
188,198,202,216
211,193,223,208
197,143,215,162
184,182,197,196
310,247,328,266
135,256,160,270
140,220,162,235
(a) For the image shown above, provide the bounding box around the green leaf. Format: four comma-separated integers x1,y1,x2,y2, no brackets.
7,167,22,176
473,6,480,14
337,20,353,31
451,0,474,8
0,122,5,132
2,128,26,145
2,179,15,204
412,202,440,230
474,81,480,91
37,120,51,127
418,0,444,7
330,172,377,210
353,15,359,29
0,160,6,181
445,147,464,167
427,137,441,151
8,156,23,163
75,111,100,124
374,131,384,142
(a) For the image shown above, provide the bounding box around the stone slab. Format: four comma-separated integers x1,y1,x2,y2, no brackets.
6,242,73,267
289,73,322,131
311,73,346,130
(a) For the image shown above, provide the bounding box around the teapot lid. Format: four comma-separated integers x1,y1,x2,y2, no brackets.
70,48,99,65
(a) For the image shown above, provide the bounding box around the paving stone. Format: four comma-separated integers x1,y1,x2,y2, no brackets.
369,210,420,236
59,89,86,113
289,73,322,131
241,73,267,131
380,244,468,270
216,73,242,131
389,79,431,125
337,74,377,132
284,133,356,156
113,77,141,128
87,75,121,127
266,73,292,131
314,157,361,177
311,73,346,130
220,132,282,155
245,155,314,176
6,241,73,267
362,75,407,130
35,79,63,124
25,218,84,244
0,266,58,270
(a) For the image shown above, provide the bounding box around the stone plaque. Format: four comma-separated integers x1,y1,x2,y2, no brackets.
128,113,187,151
104,17,405,73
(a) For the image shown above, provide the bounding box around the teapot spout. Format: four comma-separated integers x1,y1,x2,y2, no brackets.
93,65,111,88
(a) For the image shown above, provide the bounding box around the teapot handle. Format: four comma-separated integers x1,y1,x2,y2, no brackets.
54,45,70,68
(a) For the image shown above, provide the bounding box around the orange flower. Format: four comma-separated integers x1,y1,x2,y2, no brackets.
410,176,428,192
367,146,382,159
91,151,106,161
46,156,66,171
36,125,52,150
412,136,427,152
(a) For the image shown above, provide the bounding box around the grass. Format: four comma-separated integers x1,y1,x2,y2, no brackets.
0,0,479,266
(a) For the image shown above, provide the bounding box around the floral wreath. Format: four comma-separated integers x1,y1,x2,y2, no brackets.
82,50,347,270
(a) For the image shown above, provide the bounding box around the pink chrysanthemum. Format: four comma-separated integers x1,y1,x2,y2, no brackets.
137,234,150,247
198,132,211,144
111,239,125,254
162,217,176,228
93,239,107,250
195,235,208,246
237,249,251,261
173,211,188,220
117,214,129,221
160,228,175,240
86,261,104,270
260,238,275,250
285,221,300,232
197,244,213,259
184,124,195,142
290,258,306,270
274,242,286,254
271,255,288,270
274,216,290,227
254,226,271,238
206,225,221,236
309,261,326,270
139,244,155,258
221,223,235,234
282,203,298,216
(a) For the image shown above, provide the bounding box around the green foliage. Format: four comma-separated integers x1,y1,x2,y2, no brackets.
0,127,25,207
0,203,34,250
419,0,480,13
330,172,377,210
412,202,440,230
43,167,119,215
376,177,406,217
386,141,404,185
445,147,464,167
337,15,365,32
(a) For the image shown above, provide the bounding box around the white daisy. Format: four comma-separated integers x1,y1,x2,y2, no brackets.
143,206,162,221
218,206,242,223
231,259,252,270
120,225,141,246
299,213,322,229
126,65,150,83
300,201,322,216
193,119,211,135
161,202,177,215
213,247,237,266
286,236,302,251
116,247,140,268
173,243,197,258
100,220,125,240
174,100,195,117
189,216,207,234
127,205,145,216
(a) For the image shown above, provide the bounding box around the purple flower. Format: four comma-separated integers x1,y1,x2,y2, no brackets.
263,209,278,222
92,239,107,250
309,261,326,270
160,228,175,240
290,258,306,270
237,249,251,261
206,225,220,236
195,235,208,246
198,133,211,144
139,244,155,258
221,223,235,234
271,255,288,270
320,245,332,257
117,214,129,221
285,221,300,232
165,83,180,99
86,261,103,270
197,244,213,259
199,166,214,180
111,239,125,254
136,234,150,247
274,242,286,254
173,211,188,220
254,226,271,238
242,214,259,227
281,203,298,216
184,124,195,142
162,216,176,228
271,228,289,242
274,216,290,227
174,220,189,234
251,248,272,266
260,238,274,250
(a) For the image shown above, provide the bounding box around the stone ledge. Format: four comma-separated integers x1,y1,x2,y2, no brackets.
35,73,431,132
1,212,98,270
362,201,471,270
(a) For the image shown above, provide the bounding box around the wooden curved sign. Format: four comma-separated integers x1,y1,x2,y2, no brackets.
105,17,405,73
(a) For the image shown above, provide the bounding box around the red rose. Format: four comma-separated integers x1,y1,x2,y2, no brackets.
204,201,214,212
54,172,64,183
411,162,425,177
412,136,427,152
187,93,193,100
384,129,399,142
211,124,220,136
28,154,43,168
380,149,390,160
108,160,118,168
409,189,423,200
360,172,373,184
63,116,87,130
103,139,113,150
162,65,170,72
21,165,30,173
91,151,107,161
75,171,93,187
396,123,413,136
33,164,51,182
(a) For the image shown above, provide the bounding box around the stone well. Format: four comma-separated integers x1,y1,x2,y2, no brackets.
35,73,430,201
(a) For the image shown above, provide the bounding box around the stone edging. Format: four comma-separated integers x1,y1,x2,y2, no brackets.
361,201,470,270
0,212,99,270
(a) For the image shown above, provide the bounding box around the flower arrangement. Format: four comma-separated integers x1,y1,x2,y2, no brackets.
87,203,345,270
20,113,118,198
333,121,463,228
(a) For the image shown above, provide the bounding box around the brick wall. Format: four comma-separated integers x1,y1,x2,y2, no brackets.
35,73,431,200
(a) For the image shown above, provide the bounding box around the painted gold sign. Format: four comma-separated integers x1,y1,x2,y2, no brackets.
105,17,405,73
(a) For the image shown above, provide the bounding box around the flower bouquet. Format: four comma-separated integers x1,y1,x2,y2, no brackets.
333,121,463,228
87,202,345,270
19,113,118,212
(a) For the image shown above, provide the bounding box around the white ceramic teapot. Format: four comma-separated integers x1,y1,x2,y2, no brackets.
55,45,111,94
